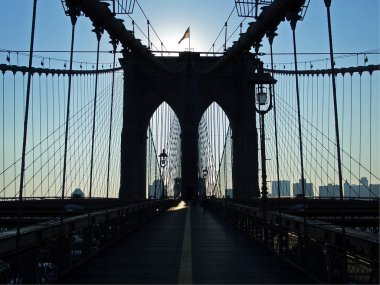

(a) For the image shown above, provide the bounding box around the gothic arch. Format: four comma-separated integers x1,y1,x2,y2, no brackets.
119,52,259,200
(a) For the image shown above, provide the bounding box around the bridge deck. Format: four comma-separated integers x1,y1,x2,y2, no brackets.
57,201,313,284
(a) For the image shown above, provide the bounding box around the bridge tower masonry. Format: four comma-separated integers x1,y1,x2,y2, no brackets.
119,51,259,201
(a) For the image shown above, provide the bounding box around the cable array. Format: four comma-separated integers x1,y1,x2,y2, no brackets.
146,102,181,199
263,49,380,70
261,68,379,199
0,48,117,70
198,102,232,198
0,68,123,200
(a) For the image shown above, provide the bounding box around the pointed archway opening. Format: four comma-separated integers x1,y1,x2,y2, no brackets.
198,102,233,198
146,102,182,199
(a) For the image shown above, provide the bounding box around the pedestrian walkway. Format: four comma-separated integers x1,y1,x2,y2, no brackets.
57,201,314,284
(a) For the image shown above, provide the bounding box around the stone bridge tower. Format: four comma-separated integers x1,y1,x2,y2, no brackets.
119,52,259,201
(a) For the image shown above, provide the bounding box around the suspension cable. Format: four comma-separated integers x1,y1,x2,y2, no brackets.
267,28,284,253
208,6,236,53
290,14,308,237
369,72,373,189
89,26,103,199
17,0,38,243
135,0,168,52
61,8,79,212
324,0,345,235
106,40,118,199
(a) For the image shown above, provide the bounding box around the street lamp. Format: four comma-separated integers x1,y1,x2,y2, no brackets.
249,61,276,202
158,149,168,199
256,85,268,106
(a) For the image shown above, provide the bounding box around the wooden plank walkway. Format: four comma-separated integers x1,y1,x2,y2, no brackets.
57,201,314,284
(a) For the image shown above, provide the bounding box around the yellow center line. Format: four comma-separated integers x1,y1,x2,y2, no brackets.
178,205,192,284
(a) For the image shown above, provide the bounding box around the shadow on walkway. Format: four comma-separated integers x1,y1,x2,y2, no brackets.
57,200,314,284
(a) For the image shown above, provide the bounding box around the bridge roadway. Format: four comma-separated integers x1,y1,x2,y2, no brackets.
56,201,313,284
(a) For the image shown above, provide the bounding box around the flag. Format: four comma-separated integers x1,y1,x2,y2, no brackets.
178,27,190,44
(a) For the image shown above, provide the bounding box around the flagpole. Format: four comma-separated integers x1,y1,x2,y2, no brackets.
189,27,191,51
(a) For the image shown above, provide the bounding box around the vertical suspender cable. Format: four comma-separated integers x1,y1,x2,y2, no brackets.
46,74,50,196
369,73,372,189
89,26,103,199
155,111,158,196
32,80,35,196
160,104,163,153
349,74,352,188
324,0,345,235
17,0,38,242
61,11,78,204
267,29,283,254
106,40,117,199
164,104,167,147
39,75,42,197
52,75,56,196
267,31,281,200
340,74,344,182
148,125,151,197
147,20,150,50
321,75,325,190
327,74,331,185
217,107,221,195
358,74,362,194
2,72,4,199
224,22,228,51
308,73,317,190
290,15,307,236
12,73,16,197
315,75,319,188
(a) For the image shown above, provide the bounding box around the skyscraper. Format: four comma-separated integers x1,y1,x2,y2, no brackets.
319,183,340,197
344,178,379,198
148,179,164,199
271,180,291,197
293,179,314,197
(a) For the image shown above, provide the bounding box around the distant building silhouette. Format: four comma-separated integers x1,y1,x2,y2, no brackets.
148,179,165,199
344,177,379,198
71,188,85,198
370,184,380,198
225,189,233,199
271,180,291,197
293,179,314,197
319,183,340,197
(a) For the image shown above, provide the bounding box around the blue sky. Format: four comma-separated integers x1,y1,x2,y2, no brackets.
0,0,379,68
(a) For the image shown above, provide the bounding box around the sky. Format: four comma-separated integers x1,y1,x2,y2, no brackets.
0,0,379,68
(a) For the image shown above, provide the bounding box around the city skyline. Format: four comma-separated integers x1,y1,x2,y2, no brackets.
270,176,379,198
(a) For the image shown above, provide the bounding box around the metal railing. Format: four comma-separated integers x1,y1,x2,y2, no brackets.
61,0,136,15
0,199,177,283
209,199,379,284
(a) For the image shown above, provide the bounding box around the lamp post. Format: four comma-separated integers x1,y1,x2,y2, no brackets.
158,149,168,199
249,60,276,202
256,84,272,202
